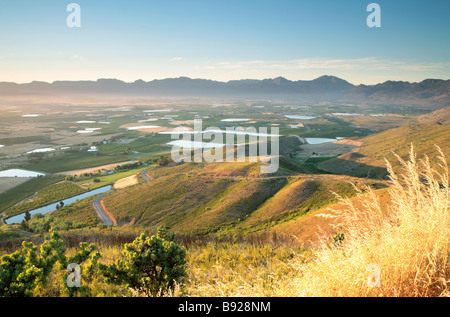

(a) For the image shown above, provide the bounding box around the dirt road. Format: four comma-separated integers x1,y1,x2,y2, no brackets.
140,168,152,181
92,193,116,226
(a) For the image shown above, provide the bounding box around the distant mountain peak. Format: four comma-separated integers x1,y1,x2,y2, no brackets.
272,76,288,84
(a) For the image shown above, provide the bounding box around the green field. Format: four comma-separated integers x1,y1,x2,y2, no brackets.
0,176,65,213
3,181,87,218
319,123,450,177
1,102,448,238
20,152,133,174
76,165,152,189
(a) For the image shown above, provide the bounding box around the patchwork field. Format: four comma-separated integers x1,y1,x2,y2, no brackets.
0,96,447,241
0,177,30,194
0,95,448,300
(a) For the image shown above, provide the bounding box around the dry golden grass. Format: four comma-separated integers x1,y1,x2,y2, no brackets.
3,145,447,297
270,188,391,248
113,175,138,189
58,161,135,176
282,145,449,297
183,145,449,297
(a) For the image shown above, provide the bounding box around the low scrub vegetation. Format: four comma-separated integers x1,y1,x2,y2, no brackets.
0,228,187,297
0,146,447,297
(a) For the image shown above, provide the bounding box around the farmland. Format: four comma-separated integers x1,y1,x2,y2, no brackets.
0,95,448,299
0,95,439,229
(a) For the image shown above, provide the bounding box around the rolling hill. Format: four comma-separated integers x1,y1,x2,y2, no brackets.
318,106,450,178
97,160,379,237
346,79,450,107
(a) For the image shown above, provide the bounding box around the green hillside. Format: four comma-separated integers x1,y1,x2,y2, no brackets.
318,122,450,178
100,161,368,235
232,177,357,234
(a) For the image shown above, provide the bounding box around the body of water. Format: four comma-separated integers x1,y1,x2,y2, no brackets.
27,148,56,154
159,129,279,138
159,130,197,135
5,185,112,224
166,140,225,149
285,115,317,120
305,138,339,145
331,113,363,117
143,109,172,113
138,119,159,122
0,169,46,178
221,119,250,122
126,125,161,130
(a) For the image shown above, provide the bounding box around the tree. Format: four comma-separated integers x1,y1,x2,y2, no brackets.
157,156,172,167
56,201,65,211
100,227,186,296
24,210,31,222
19,220,30,231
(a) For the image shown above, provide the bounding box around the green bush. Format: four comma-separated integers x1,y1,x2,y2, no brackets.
100,227,186,296
0,230,100,297
156,156,172,167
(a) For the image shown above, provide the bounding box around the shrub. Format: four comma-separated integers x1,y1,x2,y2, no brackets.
157,156,172,167
0,230,66,296
0,230,100,297
100,227,187,296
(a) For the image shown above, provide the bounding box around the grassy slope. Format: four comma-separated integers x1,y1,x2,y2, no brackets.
270,187,391,246
417,105,450,125
232,177,357,234
319,122,450,178
76,165,150,189
102,168,285,233
102,161,367,236
50,196,101,227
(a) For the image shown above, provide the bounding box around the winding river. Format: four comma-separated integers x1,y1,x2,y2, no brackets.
5,185,112,224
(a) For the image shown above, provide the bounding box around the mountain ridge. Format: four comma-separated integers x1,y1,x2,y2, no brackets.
1,75,449,106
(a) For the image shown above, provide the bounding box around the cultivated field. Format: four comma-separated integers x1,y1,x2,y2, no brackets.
0,177,30,194
0,96,448,298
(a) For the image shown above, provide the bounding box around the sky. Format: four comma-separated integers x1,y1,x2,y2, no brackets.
0,0,449,85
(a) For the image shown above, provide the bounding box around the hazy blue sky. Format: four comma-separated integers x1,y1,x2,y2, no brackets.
0,0,449,84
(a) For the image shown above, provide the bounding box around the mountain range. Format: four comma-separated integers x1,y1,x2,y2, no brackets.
1,75,449,106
